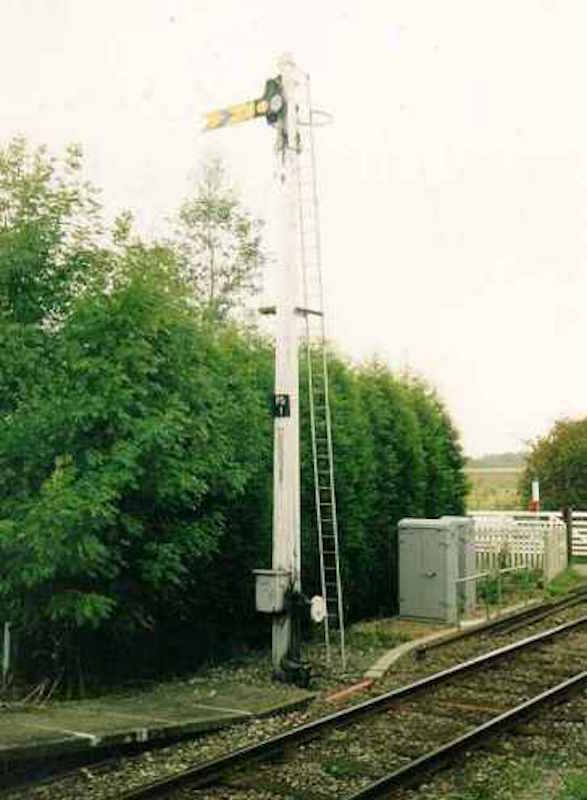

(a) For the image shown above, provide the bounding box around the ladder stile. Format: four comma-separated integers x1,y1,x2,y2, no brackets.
295,75,345,671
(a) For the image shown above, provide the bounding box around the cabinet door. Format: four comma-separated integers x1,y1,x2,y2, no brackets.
399,530,448,619
417,531,447,618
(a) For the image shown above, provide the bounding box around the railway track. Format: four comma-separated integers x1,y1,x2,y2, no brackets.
118,614,587,799
414,583,587,658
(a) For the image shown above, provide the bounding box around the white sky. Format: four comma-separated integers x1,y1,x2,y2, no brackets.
2,0,587,457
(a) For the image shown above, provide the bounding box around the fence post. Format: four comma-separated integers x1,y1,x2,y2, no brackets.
544,527,552,583
484,575,490,620
2,622,11,689
496,570,502,616
564,506,573,562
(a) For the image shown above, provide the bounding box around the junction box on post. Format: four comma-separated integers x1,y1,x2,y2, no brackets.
253,569,291,614
252,569,311,688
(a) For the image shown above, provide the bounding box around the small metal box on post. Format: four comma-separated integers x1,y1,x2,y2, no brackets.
253,569,291,614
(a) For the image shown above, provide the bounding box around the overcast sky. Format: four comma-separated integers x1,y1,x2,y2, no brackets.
3,0,587,456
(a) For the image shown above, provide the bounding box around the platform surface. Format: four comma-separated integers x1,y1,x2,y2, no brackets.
0,679,314,765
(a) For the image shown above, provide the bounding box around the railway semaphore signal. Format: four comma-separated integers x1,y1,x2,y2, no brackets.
203,76,286,131
204,54,345,680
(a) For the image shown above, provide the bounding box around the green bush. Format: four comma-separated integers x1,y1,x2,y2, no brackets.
0,138,468,689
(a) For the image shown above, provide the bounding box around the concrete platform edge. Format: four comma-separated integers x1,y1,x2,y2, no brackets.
0,691,316,768
363,600,545,680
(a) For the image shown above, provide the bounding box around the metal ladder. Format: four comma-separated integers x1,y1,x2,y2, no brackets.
294,75,346,670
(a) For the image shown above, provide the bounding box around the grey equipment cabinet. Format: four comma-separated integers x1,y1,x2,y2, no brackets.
442,516,476,615
398,518,459,623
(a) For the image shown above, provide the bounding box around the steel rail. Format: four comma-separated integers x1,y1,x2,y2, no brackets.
118,614,587,799
490,594,587,636
415,586,587,657
345,669,587,799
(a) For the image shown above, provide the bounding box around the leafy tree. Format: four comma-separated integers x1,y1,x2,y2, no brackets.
187,330,274,662
404,375,468,517
520,418,587,510
0,136,103,327
0,245,270,688
353,363,427,615
0,137,470,688
172,158,266,318
358,363,427,517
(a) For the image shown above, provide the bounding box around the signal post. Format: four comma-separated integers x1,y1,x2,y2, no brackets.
271,54,302,668
204,54,303,671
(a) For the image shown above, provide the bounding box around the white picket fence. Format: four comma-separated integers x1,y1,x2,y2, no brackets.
469,511,569,582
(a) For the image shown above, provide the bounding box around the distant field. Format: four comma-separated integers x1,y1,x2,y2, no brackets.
466,467,522,511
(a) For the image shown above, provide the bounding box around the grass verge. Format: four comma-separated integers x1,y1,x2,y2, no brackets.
547,566,587,597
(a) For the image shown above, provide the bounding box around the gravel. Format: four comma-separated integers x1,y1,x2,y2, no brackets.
4,602,586,800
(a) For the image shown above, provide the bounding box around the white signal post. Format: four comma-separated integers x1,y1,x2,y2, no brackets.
531,479,540,513
203,54,304,670
271,53,302,668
